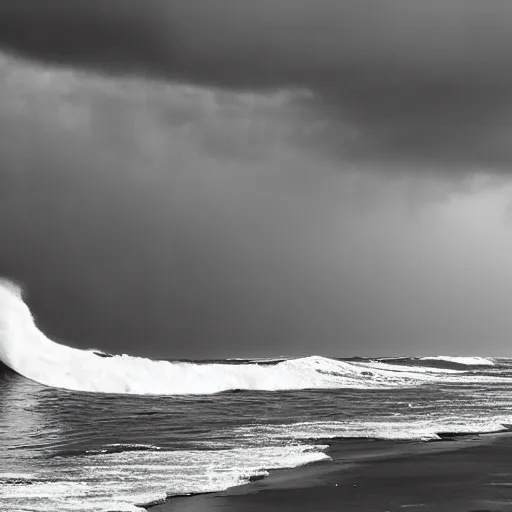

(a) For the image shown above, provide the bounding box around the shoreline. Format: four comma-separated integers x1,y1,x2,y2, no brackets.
152,431,512,512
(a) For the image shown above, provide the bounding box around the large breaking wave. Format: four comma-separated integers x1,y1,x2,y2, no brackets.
0,280,500,395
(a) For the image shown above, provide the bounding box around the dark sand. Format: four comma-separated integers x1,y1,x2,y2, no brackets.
153,434,512,512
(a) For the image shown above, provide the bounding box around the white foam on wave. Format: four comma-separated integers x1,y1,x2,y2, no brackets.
0,281,453,394
215,417,512,445
351,360,462,374
0,281,506,394
420,356,496,366
0,444,329,512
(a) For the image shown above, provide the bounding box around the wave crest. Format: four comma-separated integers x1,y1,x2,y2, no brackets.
0,280,501,395
419,356,495,366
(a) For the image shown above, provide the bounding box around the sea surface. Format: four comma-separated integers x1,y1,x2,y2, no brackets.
2,281,512,511
3,356,512,511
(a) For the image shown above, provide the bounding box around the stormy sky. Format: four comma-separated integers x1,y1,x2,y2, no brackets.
1,1,512,358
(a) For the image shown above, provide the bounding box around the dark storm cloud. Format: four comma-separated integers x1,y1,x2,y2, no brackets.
2,1,512,167
0,58,354,358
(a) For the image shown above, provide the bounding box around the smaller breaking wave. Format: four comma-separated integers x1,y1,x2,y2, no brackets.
218,419,512,446
1,445,329,512
419,356,495,366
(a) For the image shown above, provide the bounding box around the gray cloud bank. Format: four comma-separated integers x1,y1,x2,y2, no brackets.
0,57,364,358
2,1,512,168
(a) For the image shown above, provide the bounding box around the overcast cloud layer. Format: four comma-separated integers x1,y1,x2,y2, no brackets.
2,4,512,358
1,1,512,168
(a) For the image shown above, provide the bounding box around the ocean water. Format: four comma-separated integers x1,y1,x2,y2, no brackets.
3,281,512,511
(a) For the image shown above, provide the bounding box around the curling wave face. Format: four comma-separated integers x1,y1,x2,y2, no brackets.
0,280,503,395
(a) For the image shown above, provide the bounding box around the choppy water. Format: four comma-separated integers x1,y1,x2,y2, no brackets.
3,357,512,511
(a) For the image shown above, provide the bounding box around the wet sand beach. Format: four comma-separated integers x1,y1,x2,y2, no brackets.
154,434,512,512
